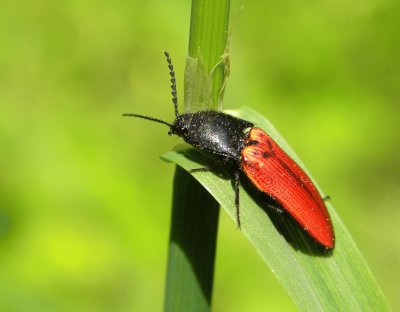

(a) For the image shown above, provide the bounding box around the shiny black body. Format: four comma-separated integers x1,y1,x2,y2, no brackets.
170,111,254,163
123,51,251,227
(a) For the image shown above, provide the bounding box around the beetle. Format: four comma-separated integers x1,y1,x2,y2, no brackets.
123,51,335,249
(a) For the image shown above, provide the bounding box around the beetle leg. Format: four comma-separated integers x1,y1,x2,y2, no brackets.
189,166,211,173
189,157,231,173
323,195,331,202
268,204,285,215
234,170,241,228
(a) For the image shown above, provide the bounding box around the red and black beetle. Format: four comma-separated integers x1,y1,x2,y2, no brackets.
124,52,335,249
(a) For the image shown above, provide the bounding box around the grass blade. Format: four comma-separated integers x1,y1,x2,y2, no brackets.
164,0,230,311
164,168,219,311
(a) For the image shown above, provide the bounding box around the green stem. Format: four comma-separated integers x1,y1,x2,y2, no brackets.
188,0,230,106
164,168,220,311
164,0,230,311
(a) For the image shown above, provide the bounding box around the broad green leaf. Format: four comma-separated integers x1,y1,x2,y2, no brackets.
162,106,390,312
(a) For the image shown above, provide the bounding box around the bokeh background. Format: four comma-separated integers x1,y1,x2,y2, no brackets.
1,0,399,311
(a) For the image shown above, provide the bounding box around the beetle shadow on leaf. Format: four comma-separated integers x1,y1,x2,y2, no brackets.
240,177,334,257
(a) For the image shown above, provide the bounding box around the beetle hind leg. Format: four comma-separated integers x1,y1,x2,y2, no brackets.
323,195,331,202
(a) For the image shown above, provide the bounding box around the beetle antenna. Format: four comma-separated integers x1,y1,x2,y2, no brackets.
164,51,179,117
122,113,173,127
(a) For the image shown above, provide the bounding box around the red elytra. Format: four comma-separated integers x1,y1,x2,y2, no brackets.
241,127,335,248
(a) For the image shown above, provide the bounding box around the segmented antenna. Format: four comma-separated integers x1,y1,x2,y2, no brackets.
122,113,173,127
164,51,179,117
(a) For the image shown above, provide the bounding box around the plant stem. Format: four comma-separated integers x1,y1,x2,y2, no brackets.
164,168,220,311
188,0,230,106
164,0,231,311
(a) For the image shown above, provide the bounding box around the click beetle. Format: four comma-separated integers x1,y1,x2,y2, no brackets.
123,51,335,249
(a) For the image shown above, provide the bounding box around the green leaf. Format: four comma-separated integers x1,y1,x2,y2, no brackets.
162,106,390,312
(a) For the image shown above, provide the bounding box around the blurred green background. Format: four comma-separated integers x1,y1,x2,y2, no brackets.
1,0,399,311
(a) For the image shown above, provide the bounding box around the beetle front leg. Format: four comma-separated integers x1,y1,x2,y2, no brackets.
189,166,211,173
189,156,231,173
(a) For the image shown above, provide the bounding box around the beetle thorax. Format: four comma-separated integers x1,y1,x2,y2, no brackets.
169,111,254,162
